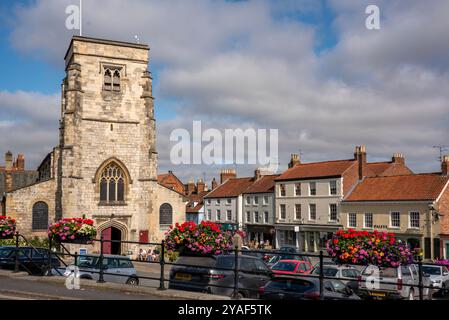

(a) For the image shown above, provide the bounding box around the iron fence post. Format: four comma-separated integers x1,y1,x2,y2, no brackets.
13,232,19,273
74,251,78,267
97,234,105,283
159,240,166,290
47,235,53,276
418,256,424,300
319,250,324,300
232,245,240,300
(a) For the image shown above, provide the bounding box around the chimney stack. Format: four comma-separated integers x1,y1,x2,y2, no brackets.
211,178,218,190
288,154,301,168
197,179,205,193
220,169,236,184
187,179,196,194
354,145,367,180
255,169,262,180
392,153,405,165
442,155,449,176
5,151,13,171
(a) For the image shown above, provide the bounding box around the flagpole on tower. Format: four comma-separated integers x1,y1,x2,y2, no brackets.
79,0,82,36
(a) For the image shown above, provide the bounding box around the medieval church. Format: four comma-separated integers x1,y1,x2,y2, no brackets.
1,36,188,255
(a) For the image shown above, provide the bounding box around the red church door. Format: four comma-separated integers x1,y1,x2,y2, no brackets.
102,227,112,254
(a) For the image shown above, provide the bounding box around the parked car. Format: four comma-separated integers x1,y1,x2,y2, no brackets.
169,254,272,298
357,264,432,300
259,275,361,300
0,246,60,275
241,248,271,262
271,260,313,276
310,265,361,288
63,254,139,285
422,264,449,295
313,257,338,267
267,253,312,268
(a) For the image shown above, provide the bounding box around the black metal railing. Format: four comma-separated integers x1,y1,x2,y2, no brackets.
1,232,446,300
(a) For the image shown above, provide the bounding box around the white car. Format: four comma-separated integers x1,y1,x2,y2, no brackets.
423,264,449,295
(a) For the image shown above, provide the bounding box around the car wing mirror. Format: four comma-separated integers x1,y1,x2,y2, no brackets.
443,272,449,276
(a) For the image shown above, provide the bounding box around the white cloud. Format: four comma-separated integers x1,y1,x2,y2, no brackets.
2,0,449,181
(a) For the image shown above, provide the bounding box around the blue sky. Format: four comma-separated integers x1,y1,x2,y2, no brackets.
1,0,448,182
0,0,339,121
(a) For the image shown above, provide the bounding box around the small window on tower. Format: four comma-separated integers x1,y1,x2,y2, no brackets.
103,67,122,92
104,69,112,91
113,70,121,91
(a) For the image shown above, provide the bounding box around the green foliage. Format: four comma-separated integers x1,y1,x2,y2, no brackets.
0,236,49,248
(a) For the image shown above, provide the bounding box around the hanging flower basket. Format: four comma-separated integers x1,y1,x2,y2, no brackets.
164,221,233,256
326,229,414,268
0,216,16,239
48,218,97,244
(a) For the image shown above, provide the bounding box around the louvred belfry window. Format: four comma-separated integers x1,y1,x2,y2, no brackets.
104,68,121,92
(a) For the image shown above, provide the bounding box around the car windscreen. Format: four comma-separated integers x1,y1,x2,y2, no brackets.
363,266,397,277
422,266,441,276
77,256,98,268
272,262,297,272
312,267,338,277
267,279,314,292
0,249,12,257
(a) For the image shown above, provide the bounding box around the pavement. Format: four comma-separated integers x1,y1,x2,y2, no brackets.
0,269,231,300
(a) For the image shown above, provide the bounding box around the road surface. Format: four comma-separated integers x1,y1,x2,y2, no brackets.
0,276,170,300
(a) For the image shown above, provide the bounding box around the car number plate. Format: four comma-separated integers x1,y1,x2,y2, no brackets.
369,292,386,297
175,273,192,281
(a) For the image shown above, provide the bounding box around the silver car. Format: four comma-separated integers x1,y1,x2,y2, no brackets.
310,265,361,285
358,264,432,300
422,264,449,295
64,254,139,285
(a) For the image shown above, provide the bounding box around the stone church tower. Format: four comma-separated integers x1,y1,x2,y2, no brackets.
5,37,187,255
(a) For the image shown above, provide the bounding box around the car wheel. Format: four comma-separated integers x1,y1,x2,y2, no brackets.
126,277,139,286
407,289,414,301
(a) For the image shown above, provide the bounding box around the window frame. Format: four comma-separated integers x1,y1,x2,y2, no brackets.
390,211,401,229
294,204,301,220
295,183,301,196
409,211,420,229
32,201,49,230
280,184,286,197
309,204,317,221
348,213,357,228
309,182,317,196
329,204,338,222
329,180,337,196
364,213,373,229
279,204,286,220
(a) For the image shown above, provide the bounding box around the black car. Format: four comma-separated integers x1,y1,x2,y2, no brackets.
0,246,61,275
259,275,361,300
169,254,272,298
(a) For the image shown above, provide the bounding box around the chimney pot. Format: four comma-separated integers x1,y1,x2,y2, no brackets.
442,155,449,176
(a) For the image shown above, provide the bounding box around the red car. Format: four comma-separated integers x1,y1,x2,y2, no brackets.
270,260,313,276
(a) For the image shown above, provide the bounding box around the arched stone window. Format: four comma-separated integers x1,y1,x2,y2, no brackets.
99,163,126,204
32,202,48,230
104,69,112,91
113,70,121,91
159,203,173,226
104,68,121,92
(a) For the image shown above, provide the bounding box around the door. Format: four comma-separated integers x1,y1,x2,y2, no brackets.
102,228,112,254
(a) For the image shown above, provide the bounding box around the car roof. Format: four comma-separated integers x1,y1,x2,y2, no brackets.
79,254,131,259
277,259,307,264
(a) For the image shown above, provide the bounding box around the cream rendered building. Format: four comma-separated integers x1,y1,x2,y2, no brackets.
3,36,187,255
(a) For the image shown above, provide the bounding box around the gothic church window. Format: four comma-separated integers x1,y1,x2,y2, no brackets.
99,163,126,204
159,203,173,226
32,202,48,230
